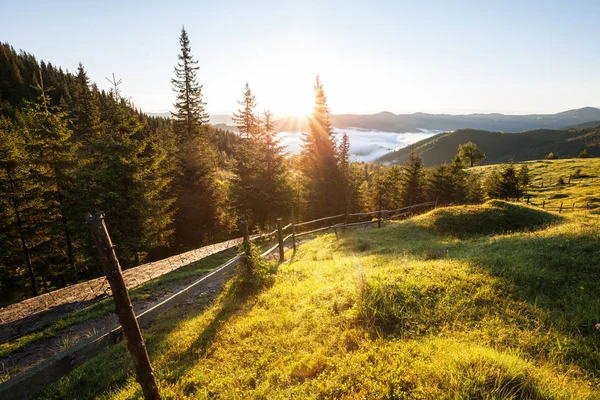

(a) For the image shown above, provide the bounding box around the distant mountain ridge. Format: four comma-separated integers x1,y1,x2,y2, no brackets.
329,107,600,133
378,126,600,166
149,107,600,135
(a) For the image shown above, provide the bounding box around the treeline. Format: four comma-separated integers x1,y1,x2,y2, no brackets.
0,31,484,305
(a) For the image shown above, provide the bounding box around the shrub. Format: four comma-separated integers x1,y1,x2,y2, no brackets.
545,152,559,160
237,241,273,289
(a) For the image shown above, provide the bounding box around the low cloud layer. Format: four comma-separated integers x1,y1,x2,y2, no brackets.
278,128,441,162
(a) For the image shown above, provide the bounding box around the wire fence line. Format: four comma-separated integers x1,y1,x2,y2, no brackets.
0,200,437,400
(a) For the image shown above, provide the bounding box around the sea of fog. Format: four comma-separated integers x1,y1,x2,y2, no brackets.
278,128,442,162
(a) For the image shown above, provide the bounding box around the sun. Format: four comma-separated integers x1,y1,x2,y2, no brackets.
280,94,313,118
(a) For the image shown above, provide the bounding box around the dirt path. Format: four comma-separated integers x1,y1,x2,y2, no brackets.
0,258,235,383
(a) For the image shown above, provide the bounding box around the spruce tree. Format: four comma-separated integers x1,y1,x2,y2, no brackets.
0,116,39,296
232,82,260,138
171,27,218,247
24,77,78,283
171,26,209,143
301,75,342,218
400,151,425,206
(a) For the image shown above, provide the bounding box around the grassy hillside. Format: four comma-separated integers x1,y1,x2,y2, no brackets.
471,158,600,209
378,126,600,166
36,200,600,399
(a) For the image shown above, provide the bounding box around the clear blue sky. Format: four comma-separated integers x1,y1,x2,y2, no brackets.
2,0,599,116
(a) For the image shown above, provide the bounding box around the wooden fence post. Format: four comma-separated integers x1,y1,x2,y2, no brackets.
526,195,530,205
434,197,439,208
542,200,545,208
559,202,563,213
86,214,160,400
377,198,382,228
277,218,284,262
572,202,575,211
241,220,250,259
291,210,297,254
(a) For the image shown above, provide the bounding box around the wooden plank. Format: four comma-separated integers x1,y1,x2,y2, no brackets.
295,225,331,237
260,243,280,258
294,214,345,228
333,220,379,229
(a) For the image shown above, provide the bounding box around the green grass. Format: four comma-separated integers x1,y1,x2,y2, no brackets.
416,200,559,238
470,158,600,209
35,202,600,399
0,251,233,361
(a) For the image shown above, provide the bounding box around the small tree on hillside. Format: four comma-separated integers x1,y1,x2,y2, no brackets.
458,142,485,167
484,163,523,200
578,149,592,158
545,152,558,160
400,151,425,206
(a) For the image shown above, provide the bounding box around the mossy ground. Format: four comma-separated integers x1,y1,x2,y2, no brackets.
35,201,600,399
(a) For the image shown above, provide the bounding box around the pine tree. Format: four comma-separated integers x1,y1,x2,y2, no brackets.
24,76,78,283
400,151,425,206
301,75,342,218
171,28,219,247
171,27,209,143
256,110,291,225
0,116,39,296
232,82,260,138
232,84,290,228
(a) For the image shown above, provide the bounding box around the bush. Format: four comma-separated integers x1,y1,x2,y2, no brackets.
557,176,565,185
237,241,273,289
545,152,559,160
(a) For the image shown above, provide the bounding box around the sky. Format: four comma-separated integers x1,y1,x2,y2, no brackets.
2,0,600,117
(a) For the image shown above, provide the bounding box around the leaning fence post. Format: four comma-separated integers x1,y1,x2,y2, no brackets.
86,214,160,400
526,195,530,205
572,202,575,211
542,200,545,208
434,197,439,208
291,210,297,254
559,202,563,213
277,218,284,263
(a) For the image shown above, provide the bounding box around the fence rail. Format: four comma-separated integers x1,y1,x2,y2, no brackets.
0,200,437,399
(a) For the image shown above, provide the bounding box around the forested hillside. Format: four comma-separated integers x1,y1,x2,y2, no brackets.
1,36,486,306
379,126,600,166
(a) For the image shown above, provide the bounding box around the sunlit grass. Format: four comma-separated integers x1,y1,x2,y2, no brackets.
36,201,600,399
470,158,600,209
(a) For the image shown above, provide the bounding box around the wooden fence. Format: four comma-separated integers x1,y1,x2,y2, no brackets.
0,200,436,400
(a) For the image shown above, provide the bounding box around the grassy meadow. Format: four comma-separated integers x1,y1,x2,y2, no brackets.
35,199,600,399
470,158,600,209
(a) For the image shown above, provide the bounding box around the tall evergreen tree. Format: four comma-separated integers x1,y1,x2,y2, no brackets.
300,75,342,218
400,151,425,206
171,27,209,143
24,76,78,282
171,27,218,247
0,116,39,296
232,82,260,139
